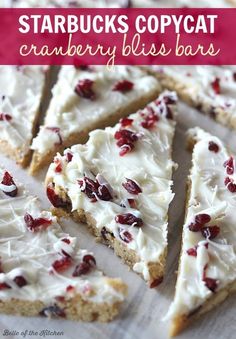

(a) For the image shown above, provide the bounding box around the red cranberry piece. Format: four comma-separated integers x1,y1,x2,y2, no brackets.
66,152,73,162
61,238,70,244
115,213,143,227
208,141,219,153
195,214,211,225
14,276,27,287
39,305,66,318
119,228,133,243
122,178,142,195
24,213,52,232
0,282,11,290
97,184,113,201
166,106,174,120
0,113,12,121
114,129,138,142
204,277,218,292
120,117,133,127
79,177,98,201
128,198,137,209
188,222,202,232
54,158,62,173
150,277,163,288
72,262,90,277
119,144,134,156
201,226,220,240
188,214,211,232
46,127,62,146
224,177,236,193
66,285,74,292
83,254,96,267
79,176,113,202
113,80,134,93
75,79,95,100
211,77,221,95
1,171,18,197
52,257,72,273
141,110,159,129
72,255,96,277
114,129,138,156
224,156,234,175
46,183,68,208
186,247,197,257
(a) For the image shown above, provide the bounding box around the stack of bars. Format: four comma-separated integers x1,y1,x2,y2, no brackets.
0,0,235,337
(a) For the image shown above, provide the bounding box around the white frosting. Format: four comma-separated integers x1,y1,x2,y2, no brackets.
152,66,236,125
46,91,177,282
31,65,160,155
0,66,46,152
130,0,234,8
0,167,125,307
166,127,236,320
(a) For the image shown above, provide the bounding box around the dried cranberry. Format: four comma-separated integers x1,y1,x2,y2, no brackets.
72,262,90,276
204,277,218,292
150,277,163,288
24,213,52,232
119,229,133,243
188,214,211,232
66,285,74,292
211,77,221,95
66,152,73,162
14,276,27,287
195,214,211,225
114,129,138,156
224,156,234,175
115,213,143,227
72,255,96,277
208,141,219,153
61,238,70,244
0,113,12,121
0,282,11,290
186,247,197,257
46,183,68,208
54,158,62,173
79,176,112,202
128,198,137,209
52,257,72,273
233,72,236,82
224,177,236,193
40,305,66,318
83,255,96,267
113,80,134,93
122,178,142,195
75,79,95,100
114,129,138,142
141,110,159,129
0,171,17,197
120,117,133,127
97,184,113,201
201,226,220,239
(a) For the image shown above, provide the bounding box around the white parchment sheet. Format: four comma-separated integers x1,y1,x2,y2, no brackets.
0,102,235,339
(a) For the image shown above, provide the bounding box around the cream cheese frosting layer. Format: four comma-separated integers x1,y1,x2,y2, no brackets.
46,91,177,282
31,65,160,155
166,127,236,320
0,167,125,306
0,66,46,150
